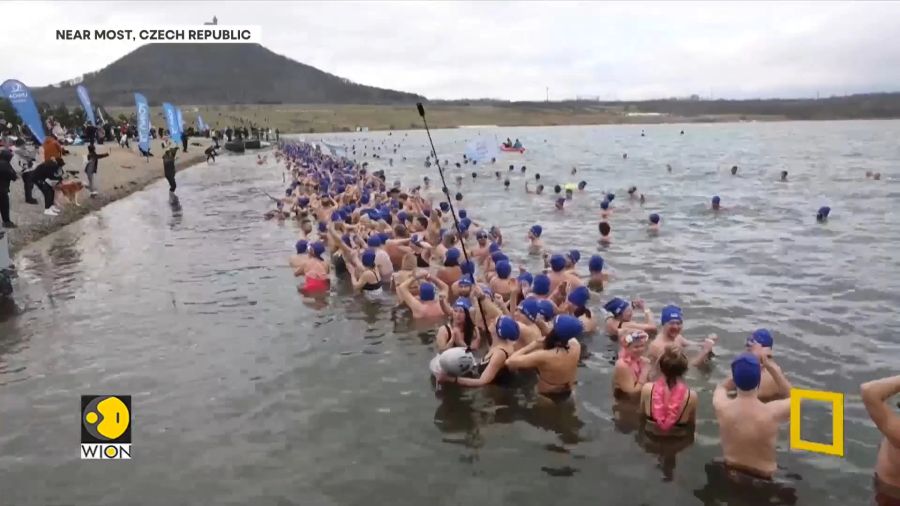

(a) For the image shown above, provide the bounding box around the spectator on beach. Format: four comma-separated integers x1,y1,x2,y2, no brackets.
41,134,67,164
163,147,179,194
84,144,110,197
0,149,18,228
181,131,188,153
31,158,63,216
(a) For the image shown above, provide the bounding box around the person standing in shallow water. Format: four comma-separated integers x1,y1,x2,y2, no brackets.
860,375,900,504
162,147,179,194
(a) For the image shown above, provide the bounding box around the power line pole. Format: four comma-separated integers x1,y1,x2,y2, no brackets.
546,86,549,102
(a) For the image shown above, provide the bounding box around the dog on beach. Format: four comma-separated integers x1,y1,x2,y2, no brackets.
55,178,85,207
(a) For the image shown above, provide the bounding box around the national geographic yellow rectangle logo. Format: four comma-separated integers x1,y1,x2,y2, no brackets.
80,395,132,460
789,388,843,457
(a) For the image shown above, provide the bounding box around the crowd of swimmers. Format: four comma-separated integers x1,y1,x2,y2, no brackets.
271,139,898,502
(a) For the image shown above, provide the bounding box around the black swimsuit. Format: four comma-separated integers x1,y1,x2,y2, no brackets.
415,253,429,268
646,387,693,428
478,348,512,384
362,270,382,291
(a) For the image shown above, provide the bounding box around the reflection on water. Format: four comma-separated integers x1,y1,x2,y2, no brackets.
0,121,898,505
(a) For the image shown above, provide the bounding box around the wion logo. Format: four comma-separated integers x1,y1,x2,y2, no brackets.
790,388,844,457
80,395,132,460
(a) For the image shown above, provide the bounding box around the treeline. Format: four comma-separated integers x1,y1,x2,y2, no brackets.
433,92,900,120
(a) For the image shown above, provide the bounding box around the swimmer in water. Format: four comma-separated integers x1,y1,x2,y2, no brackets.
565,188,574,200
555,197,565,211
640,194,646,205
507,314,583,401
521,165,526,173
598,221,612,245
397,273,448,320
647,305,717,369
528,224,544,250
866,171,873,179
667,164,672,173
860,374,900,503
436,315,519,386
504,179,510,190
817,206,830,223
713,353,792,480
628,186,637,199
712,195,721,211
577,181,587,191
745,329,792,401
290,239,311,274
495,171,501,179
640,345,698,437
488,260,517,299
455,175,463,186
559,285,596,332
571,167,577,176
435,296,482,353
604,297,657,339
553,184,562,195
613,330,651,399
780,171,788,182
300,242,331,294
648,213,661,232
535,173,541,181
731,165,738,176
600,200,612,220
348,249,384,294
455,192,463,202
623,153,628,159
437,247,463,286
874,172,882,180
588,254,609,291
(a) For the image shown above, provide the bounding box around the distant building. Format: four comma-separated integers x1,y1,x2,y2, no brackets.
689,94,700,101
204,16,218,25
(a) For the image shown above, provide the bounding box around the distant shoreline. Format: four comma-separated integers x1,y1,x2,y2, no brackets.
106,103,899,135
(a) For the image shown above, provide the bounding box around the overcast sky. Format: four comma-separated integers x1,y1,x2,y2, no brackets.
3,1,899,101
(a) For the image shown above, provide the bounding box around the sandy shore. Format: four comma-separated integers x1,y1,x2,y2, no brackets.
5,138,212,254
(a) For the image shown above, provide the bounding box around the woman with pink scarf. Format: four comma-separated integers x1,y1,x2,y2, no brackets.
640,345,698,436
612,330,651,399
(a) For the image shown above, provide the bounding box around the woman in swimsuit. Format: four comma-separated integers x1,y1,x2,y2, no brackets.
299,242,331,294
507,314,583,400
409,234,432,268
435,297,482,353
348,249,383,295
604,297,657,340
640,344,698,437
437,315,519,387
613,330,651,399
397,272,448,320
558,285,597,333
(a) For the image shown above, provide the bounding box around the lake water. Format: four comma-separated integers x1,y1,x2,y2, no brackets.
0,120,898,506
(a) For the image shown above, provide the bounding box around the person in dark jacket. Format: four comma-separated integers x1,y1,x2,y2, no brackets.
0,149,18,227
181,131,188,153
31,158,63,215
162,147,179,193
85,144,110,197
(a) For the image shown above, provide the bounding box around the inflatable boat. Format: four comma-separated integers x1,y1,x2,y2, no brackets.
224,141,245,153
500,145,525,153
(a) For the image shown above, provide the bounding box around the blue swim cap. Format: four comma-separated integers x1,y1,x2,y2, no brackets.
458,275,474,287
489,242,501,253
518,297,541,321
398,211,409,223
439,202,450,212
341,234,352,247
601,200,610,210
496,260,512,279
454,297,472,311
311,242,326,259
661,305,683,325
551,314,584,341
330,211,341,222
567,286,590,308
295,240,309,254
606,193,615,202
530,225,543,237
550,254,566,272
604,297,630,317
378,232,391,244
422,208,432,217
367,235,382,248
445,247,461,266
460,218,472,230
712,196,721,205
649,213,660,224
461,260,475,275
459,209,467,219
490,251,505,264
732,353,762,391
496,316,520,341
360,194,370,205
298,197,309,208
589,254,604,273
361,249,377,268
537,299,556,320
318,222,327,233
817,206,831,221
419,282,436,301
747,328,774,348
568,250,581,265
517,272,533,285
532,274,551,296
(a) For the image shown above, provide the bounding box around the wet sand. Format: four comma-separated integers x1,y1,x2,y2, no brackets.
4,138,212,254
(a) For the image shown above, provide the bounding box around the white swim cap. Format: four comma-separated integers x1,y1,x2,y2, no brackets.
431,347,477,378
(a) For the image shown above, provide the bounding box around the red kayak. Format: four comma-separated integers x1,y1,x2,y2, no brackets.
500,145,525,153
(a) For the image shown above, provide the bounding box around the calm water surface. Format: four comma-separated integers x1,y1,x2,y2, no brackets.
1,120,898,506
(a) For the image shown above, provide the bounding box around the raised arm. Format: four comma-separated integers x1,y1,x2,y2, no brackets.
397,276,423,313
861,375,900,448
